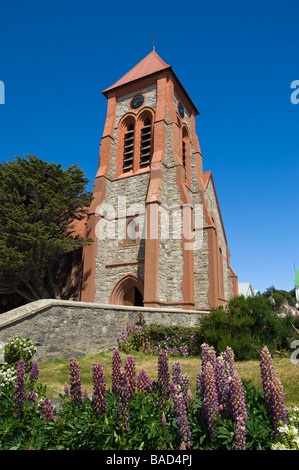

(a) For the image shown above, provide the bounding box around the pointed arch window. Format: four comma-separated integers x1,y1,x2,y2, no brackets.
182,127,188,172
123,122,135,172
218,247,224,298
139,117,152,168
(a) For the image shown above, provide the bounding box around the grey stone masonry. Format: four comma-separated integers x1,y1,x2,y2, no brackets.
0,300,208,362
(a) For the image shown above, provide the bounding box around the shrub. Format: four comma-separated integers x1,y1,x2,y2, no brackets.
196,295,299,360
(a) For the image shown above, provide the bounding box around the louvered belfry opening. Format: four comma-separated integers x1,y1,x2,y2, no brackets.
123,123,134,172
139,118,152,168
182,126,188,170
182,140,186,169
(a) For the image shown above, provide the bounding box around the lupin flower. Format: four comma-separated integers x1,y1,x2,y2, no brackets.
181,374,191,400
117,372,130,431
161,412,167,426
201,343,217,369
230,372,247,450
230,372,247,422
30,360,39,381
14,359,25,414
202,361,219,437
259,346,288,439
270,377,288,439
112,348,122,393
260,346,276,412
125,355,136,398
64,384,69,395
222,346,235,381
157,350,170,407
215,355,230,415
199,343,217,394
233,416,247,450
42,398,54,420
172,362,182,387
26,391,36,403
69,358,82,405
137,369,150,394
92,362,106,414
173,385,193,449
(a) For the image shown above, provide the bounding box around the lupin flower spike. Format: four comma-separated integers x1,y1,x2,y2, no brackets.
14,360,25,414
69,357,82,405
92,362,106,414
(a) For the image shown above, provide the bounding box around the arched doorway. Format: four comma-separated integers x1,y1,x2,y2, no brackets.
123,286,143,306
109,274,144,307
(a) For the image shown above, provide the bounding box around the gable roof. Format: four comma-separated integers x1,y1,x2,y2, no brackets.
102,50,199,115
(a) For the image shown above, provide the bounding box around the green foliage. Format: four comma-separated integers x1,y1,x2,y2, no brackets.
0,371,279,451
196,295,299,360
0,347,289,451
272,407,299,450
261,285,297,310
0,155,93,301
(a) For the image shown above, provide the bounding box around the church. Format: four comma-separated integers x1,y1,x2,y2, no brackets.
79,50,238,311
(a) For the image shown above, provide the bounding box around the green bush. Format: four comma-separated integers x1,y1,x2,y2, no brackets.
196,295,298,360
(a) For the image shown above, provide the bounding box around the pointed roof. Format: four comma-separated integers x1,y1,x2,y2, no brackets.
102,50,199,115
102,50,171,95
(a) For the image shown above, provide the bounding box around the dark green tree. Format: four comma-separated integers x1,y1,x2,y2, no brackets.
0,155,93,302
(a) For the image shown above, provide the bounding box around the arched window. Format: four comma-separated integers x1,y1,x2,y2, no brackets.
139,117,152,168
218,247,224,298
123,122,135,172
127,218,138,245
182,127,188,172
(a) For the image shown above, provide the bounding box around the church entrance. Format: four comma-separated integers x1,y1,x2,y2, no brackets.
123,286,143,306
109,274,144,307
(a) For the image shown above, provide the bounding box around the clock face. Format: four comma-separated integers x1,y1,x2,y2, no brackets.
178,101,184,118
130,94,145,109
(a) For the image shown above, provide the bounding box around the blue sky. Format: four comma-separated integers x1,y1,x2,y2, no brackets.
0,0,298,294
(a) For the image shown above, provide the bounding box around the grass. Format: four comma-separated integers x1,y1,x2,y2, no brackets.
38,350,299,409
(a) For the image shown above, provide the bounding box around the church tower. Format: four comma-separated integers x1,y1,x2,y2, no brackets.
80,50,238,310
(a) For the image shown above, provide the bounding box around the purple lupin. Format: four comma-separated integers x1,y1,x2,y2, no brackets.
92,362,106,414
69,357,82,405
14,359,25,414
112,348,122,393
202,361,219,437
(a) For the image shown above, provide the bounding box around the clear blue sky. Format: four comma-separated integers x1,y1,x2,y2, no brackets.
0,0,298,294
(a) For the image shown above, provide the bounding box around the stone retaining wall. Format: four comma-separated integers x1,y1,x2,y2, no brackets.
0,300,207,362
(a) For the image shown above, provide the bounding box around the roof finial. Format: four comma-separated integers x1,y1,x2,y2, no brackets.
153,35,155,51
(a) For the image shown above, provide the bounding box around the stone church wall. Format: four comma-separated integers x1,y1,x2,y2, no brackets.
0,300,207,362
